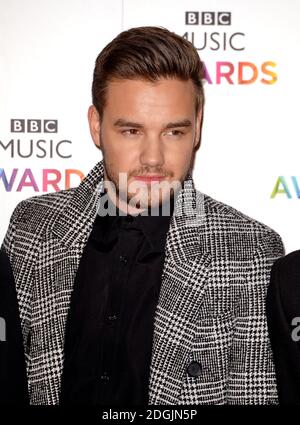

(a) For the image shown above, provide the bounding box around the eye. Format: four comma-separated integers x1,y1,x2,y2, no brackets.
121,129,140,135
166,130,184,136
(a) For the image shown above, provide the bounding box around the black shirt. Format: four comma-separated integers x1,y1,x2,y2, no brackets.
0,248,29,405
266,251,300,405
60,194,173,405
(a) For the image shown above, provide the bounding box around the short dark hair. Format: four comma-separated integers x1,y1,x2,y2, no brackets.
92,26,205,119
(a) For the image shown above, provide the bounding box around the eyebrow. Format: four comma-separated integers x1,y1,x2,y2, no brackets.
113,118,192,129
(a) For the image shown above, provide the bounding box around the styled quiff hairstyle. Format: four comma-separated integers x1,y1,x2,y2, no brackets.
92,26,205,119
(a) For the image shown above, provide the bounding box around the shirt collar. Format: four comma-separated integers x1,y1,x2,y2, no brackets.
93,192,174,253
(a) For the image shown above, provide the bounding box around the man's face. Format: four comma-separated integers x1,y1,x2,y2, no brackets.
88,78,202,214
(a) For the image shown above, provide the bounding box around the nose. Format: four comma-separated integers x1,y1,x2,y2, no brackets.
139,136,164,168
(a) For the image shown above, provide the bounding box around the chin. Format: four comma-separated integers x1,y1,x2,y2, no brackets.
128,193,174,211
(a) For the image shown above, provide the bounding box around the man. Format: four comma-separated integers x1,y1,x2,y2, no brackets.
2,26,284,405
267,250,300,405
0,248,28,405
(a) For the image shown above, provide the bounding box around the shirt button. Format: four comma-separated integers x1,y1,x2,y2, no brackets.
187,361,202,377
125,215,133,223
119,255,128,264
105,314,118,323
100,372,110,382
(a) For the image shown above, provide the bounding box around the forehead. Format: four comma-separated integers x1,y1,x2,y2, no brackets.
104,78,196,119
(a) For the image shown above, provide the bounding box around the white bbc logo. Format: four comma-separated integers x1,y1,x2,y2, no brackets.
10,119,58,133
185,12,231,26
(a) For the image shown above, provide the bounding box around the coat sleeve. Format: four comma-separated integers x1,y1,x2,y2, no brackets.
266,251,300,405
228,230,285,404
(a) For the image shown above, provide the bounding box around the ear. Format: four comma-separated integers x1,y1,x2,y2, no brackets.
193,108,203,149
88,105,101,150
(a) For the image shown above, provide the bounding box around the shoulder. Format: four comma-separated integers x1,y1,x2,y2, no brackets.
272,250,300,272
5,188,76,240
0,248,13,287
201,192,284,259
271,250,300,287
267,251,300,321
9,188,75,221
203,192,279,236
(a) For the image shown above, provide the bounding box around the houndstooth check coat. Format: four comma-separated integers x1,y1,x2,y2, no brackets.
2,159,284,405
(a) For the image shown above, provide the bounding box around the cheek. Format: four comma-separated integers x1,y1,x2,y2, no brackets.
165,145,194,172
102,132,123,153
104,142,138,172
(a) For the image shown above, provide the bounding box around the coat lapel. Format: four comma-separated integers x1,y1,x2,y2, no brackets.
52,160,104,247
51,160,105,315
148,178,211,404
32,160,105,403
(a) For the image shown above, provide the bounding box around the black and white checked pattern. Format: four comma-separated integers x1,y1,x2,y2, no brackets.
2,159,284,405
